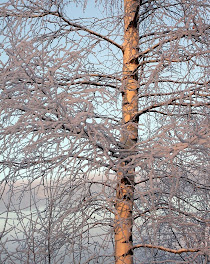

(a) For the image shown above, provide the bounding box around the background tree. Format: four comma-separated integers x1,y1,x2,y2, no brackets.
0,0,209,263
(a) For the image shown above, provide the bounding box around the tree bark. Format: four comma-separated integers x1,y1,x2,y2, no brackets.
115,1,140,263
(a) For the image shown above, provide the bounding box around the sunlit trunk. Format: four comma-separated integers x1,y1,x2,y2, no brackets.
114,0,139,263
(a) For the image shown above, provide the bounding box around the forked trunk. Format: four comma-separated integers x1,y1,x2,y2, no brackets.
114,0,140,263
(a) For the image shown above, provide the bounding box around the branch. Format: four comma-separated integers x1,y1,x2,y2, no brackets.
63,73,122,82
148,110,207,116
0,154,112,171
139,27,210,58
60,80,118,89
135,175,210,190
133,94,209,120
140,79,209,87
56,11,123,50
138,84,209,98
133,244,201,254
2,10,123,50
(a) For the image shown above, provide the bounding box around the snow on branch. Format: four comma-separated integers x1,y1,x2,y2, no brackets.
132,244,203,254
1,9,123,50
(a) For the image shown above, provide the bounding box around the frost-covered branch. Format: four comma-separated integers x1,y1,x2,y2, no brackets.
133,244,201,254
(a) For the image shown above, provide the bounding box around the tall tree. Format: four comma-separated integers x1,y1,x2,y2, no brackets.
115,0,139,263
0,0,209,263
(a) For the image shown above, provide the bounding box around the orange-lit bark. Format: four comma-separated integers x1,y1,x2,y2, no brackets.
115,1,140,263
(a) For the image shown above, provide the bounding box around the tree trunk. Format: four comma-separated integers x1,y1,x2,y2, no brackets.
115,0,139,263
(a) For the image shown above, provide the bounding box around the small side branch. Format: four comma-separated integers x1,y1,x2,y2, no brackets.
133,244,201,254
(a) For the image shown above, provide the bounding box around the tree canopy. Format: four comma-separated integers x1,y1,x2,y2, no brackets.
0,0,209,263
